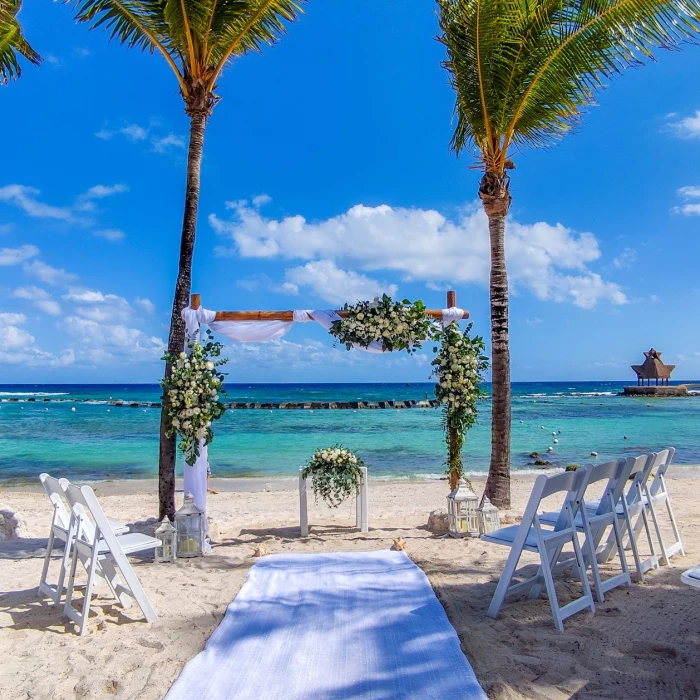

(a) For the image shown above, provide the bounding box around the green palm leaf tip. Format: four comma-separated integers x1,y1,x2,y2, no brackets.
0,0,41,84
438,0,700,164
68,0,305,108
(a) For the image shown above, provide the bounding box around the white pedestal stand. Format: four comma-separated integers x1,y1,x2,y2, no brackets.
299,466,368,537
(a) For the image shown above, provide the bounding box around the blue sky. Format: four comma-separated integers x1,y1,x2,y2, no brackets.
1,0,700,384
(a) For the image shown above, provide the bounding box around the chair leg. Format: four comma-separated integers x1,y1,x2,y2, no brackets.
63,545,81,622
647,496,670,566
39,529,57,603
487,544,524,620
665,497,685,556
610,512,632,585
539,543,565,632
570,529,596,614
583,524,605,604
99,558,131,609
78,552,99,637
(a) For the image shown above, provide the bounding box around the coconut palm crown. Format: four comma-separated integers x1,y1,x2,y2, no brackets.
0,0,41,83
69,0,305,519
439,0,700,508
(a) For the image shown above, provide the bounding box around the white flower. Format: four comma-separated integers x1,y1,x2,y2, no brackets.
205,361,214,370
179,352,187,359
172,419,180,428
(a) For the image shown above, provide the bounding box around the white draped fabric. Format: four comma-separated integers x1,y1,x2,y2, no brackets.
178,303,467,552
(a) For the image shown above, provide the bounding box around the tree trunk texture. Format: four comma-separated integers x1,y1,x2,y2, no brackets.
480,172,512,509
448,426,462,490
158,110,208,521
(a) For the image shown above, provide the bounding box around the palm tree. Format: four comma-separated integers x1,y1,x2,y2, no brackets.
0,0,41,83
438,0,700,508
70,0,306,519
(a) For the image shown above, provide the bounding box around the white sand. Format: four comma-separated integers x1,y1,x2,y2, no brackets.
1,475,699,699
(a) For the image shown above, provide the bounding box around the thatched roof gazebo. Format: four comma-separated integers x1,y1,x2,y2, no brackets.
631,348,675,386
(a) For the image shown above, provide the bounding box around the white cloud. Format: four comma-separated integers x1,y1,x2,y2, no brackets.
0,185,72,220
0,223,14,234
613,247,636,269
0,244,39,266
24,260,78,285
0,312,74,366
63,316,165,363
73,47,91,59
75,184,128,214
212,200,627,310
63,287,133,323
152,134,185,153
94,228,126,242
121,124,148,141
669,111,700,139
650,294,660,303
672,185,700,216
678,186,700,199
12,286,61,316
281,260,398,305
135,297,156,314
252,193,272,208
526,317,543,326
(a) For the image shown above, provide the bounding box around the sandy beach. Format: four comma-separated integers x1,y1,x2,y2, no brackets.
1,474,699,700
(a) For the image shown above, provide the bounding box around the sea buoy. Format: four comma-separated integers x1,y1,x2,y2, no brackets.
591,451,598,457
552,431,556,436
106,409,110,412
71,407,76,412
553,439,559,444
558,430,562,434
547,446,554,452
540,425,545,430
520,420,524,424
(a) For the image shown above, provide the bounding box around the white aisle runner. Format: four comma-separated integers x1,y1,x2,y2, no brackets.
165,550,486,700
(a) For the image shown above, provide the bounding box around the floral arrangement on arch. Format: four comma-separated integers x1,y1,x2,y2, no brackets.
302,446,365,507
161,330,228,466
330,295,435,354
431,321,489,487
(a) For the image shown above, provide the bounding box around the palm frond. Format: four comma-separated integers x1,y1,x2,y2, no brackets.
439,0,700,168
0,0,41,84
208,0,304,87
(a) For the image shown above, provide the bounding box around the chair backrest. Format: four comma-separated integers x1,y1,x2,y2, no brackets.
39,473,71,532
587,458,635,516
527,467,592,533
624,453,656,506
648,448,675,497
64,483,124,554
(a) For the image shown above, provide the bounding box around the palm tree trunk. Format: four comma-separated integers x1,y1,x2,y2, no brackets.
484,208,511,508
158,110,208,521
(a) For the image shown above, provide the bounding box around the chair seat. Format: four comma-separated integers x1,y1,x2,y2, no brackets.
538,510,585,528
96,533,160,556
681,565,700,588
481,524,540,550
108,519,129,535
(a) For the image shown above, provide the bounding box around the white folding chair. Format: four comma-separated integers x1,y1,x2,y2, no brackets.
593,453,660,581
641,447,684,564
63,483,160,636
38,473,129,605
482,467,595,631
538,458,634,602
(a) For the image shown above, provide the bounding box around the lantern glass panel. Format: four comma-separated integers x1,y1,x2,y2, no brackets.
175,493,204,558
155,517,177,563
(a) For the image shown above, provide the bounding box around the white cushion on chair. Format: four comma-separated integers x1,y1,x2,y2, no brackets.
96,533,161,556
481,525,539,549
681,565,700,588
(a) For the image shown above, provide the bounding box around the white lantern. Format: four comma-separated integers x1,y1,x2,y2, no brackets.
447,478,479,537
175,492,205,558
154,517,177,563
477,496,501,535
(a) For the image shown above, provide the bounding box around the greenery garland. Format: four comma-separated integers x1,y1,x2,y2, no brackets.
302,446,364,507
161,330,228,466
330,295,435,354
431,321,489,488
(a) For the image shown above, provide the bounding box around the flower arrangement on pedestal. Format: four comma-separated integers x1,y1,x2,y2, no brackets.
302,446,365,507
330,295,435,354
431,321,489,489
161,330,228,466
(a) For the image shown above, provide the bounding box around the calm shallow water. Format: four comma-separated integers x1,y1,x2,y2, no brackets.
1,382,699,483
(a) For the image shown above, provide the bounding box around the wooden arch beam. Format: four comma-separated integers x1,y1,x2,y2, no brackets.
189,292,469,322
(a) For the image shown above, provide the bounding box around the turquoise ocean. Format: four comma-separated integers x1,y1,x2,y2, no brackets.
1,382,699,484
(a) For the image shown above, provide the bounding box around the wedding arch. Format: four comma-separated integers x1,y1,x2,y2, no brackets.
174,291,472,535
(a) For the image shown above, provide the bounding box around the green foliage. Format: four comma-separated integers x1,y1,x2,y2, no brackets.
438,0,700,168
68,0,306,102
302,446,364,508
161,330,228,466
330,295,435,354
431,321,489,483
0,0,41,84
566,464,580,471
